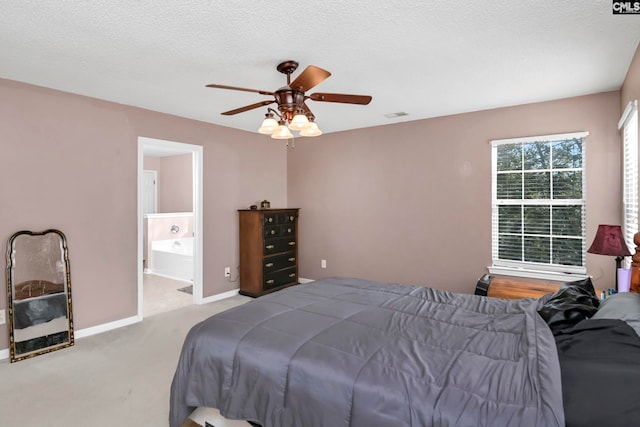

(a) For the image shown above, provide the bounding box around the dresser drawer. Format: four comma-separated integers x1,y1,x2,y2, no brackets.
263,267,297,291
282,212,297,223
263,253,297,273
263,214,278,225
263,224,295,239
263,237,296,255
263,212,297,225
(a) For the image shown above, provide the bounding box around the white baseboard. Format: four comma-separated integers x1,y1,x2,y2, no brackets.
0,348,8,360
74,315,141,339
200,288,239,304
299,277,314,283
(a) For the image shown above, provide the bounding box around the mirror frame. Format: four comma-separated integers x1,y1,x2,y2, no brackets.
5,229,74,362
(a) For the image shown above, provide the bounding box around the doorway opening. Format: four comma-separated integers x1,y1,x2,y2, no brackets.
137,137,204,319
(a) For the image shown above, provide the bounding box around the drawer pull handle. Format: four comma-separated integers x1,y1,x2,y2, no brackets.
266,280,274,284
288,241,296,246
266,245,274,249
268,218,273,222
289,273,296,278
288,257,296,262
289,216,294,220
287,228,292,233
265,263,274,268
270,230,276,234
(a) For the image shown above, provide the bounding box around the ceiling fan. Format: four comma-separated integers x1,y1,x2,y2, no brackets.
206,60,372,138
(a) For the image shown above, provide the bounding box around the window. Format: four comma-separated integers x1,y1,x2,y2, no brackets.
490,132,588,279
621,100,639,266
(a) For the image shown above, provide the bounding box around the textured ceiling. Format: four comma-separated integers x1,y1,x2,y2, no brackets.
1,1,639,136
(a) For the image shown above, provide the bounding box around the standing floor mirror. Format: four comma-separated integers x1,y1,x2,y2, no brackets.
5,229,74,362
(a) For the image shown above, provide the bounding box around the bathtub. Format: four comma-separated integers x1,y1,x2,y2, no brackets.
150,237,193,282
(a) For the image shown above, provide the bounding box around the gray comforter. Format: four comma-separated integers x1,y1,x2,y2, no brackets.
170,277,564,427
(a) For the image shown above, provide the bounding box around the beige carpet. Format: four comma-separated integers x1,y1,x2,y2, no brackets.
0,293,251,427
144,273,193,317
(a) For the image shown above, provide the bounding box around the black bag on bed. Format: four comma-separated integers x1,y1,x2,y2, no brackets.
537,278,600,333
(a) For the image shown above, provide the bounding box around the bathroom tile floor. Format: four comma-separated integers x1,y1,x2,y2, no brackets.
144,273,193,317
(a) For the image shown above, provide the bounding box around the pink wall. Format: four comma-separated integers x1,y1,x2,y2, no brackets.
143,154,192,213
159,154,193,213
288,91,623,294
143,156,161,170
0,78,288,351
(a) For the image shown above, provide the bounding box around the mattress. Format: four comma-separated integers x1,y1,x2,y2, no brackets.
170,277,564,427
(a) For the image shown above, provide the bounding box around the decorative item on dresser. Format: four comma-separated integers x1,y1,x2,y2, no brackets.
238,208,299,297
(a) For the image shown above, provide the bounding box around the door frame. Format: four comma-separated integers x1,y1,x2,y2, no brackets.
137,136,204,319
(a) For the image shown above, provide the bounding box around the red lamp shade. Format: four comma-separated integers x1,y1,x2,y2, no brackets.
587,224,632,257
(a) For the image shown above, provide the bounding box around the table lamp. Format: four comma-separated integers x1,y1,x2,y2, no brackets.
587,224,632,290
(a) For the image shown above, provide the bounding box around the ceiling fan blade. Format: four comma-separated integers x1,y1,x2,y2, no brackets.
309,92,372,105
290,65,331,92
206,83,273,96
221,100,275,116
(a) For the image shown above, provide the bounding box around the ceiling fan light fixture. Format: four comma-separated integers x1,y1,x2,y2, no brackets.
288,113,309,131
258,113,279,134
299,121,322,137
271,122,294,139
207,60,371,141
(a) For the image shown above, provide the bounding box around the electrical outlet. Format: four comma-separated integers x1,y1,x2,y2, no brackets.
321,259,327,269
0,309,5,325
224,267,231,278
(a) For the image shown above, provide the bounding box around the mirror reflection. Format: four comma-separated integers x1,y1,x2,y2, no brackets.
6,229,74,362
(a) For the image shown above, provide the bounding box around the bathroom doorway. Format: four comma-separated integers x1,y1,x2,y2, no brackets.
137,137,203,319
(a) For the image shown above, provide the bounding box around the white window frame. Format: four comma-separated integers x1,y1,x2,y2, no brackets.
620,100,639,267
488,131,589,281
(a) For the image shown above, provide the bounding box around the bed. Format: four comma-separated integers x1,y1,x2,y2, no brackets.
169,276,640,427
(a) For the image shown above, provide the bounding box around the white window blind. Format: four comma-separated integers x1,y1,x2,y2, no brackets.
490,132,588,279
620,100,639,267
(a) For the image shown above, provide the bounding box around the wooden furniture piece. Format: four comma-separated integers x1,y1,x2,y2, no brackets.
475,274,565,299
475,274,605,299
238,208,299,297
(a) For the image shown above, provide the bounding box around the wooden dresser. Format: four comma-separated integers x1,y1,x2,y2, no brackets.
238,208,299,297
